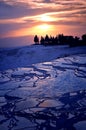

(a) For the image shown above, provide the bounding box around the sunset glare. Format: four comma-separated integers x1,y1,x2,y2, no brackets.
34,24,54,36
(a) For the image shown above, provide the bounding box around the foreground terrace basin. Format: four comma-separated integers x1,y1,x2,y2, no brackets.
0,46,86,130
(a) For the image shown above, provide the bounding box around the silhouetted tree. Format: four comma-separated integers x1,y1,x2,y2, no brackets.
35,33,86,47
68,36,75,47
40,36,45,45
74,36,80,46
82,34,86,45
82,34,86,41
44,35,49,45
34,35,39,44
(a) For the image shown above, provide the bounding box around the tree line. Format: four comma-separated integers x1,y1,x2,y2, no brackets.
34,34,86,47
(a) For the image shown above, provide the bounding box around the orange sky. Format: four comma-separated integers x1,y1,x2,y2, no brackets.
0,0,86,46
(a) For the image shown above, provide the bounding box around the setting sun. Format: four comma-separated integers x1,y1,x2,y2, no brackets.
37,24,51,30
33,24,54,36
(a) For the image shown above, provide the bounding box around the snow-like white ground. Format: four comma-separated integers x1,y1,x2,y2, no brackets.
0,45,86,130
0,45,86,70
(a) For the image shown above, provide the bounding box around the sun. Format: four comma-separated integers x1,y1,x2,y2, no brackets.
33,24,54,36
37,24,50,30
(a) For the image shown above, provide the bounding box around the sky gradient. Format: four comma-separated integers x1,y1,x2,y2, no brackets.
0,0,86,47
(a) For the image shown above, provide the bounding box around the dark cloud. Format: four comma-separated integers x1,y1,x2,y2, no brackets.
43,0,51,3
0,0,86,41
0,1,55,19
0,0,86,19
0,1,12,8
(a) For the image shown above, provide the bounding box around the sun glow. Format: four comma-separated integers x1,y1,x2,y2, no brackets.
37,24,51,30
33,24,54,35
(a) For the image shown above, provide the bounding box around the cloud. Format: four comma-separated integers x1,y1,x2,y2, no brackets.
0,0,86,39
0,0,86,19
